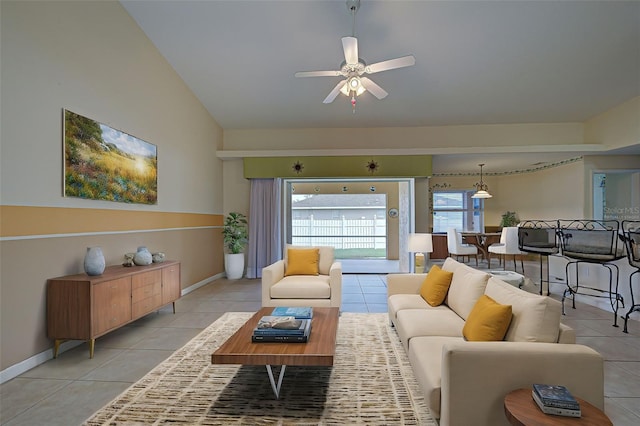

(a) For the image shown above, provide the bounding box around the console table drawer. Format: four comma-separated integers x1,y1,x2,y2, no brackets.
132,293,163,318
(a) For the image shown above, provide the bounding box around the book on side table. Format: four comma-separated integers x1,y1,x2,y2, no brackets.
532,384,581,418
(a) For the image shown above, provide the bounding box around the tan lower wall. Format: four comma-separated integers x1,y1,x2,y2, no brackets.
1,225,223,371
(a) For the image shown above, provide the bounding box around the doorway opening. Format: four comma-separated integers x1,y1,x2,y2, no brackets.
283,178,414,273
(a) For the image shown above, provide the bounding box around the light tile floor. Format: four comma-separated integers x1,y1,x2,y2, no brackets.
1,260,639,425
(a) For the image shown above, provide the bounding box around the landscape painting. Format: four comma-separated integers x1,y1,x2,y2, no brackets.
64,110,158,204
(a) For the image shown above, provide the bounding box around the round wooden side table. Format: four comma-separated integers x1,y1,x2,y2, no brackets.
504,388,612,426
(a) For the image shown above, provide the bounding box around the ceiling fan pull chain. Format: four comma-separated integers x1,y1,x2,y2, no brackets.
351,95,357,113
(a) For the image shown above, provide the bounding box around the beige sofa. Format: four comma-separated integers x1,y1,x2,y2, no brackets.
262,245,342,308
388,257,604,426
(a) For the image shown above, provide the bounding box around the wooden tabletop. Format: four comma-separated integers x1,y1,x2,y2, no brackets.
211,307,340,367
504,388,612,426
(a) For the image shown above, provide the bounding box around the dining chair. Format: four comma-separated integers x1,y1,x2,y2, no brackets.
446,228,478,265
488,227,524,272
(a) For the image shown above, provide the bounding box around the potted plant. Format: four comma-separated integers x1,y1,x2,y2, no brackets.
500,211,519,228
222,212,248,279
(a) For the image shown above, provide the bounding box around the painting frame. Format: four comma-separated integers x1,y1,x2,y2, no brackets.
63,109,158,205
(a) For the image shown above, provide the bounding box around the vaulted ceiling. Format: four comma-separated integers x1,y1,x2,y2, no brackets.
120,0,639,172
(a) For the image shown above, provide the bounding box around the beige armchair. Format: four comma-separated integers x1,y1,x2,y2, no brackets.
262,245,342,308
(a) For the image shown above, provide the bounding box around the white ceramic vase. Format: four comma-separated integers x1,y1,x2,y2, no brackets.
224,253,245,280
133,246,153,266
84,247,106,276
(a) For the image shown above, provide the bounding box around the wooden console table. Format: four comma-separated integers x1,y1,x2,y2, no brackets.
47,261,181,358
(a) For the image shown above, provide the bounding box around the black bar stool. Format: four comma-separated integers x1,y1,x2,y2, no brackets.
558,219,626,327
621,220,640,333
518,220,559,295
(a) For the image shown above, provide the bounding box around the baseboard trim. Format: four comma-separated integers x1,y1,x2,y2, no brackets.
181,273,225,295
0,340,81,384
0,273,223,384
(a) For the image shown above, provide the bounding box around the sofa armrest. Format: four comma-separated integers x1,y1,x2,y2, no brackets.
329,261,342,308
387,273,427,297
439,341,604,426
261,260,285,305
558,322,576,343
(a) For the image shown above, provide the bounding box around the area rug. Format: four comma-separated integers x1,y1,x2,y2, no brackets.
84,312,436,425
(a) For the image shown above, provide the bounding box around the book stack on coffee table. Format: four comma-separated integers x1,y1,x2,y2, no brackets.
532,384,581,418
270,306,313,319
252,315,311,343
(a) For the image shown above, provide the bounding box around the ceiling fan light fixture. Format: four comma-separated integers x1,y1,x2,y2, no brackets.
340,76,366,97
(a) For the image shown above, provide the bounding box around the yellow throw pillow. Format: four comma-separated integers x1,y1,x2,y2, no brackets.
420,265,454,307
285,248,320,276
463,295,513,341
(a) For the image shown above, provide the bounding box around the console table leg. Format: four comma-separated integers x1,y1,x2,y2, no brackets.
53,339,62,358
89,339,95,359
266,365,287,398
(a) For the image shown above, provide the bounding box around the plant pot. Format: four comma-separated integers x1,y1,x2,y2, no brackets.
224,253,245,280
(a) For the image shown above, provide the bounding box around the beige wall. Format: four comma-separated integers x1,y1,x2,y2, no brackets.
429,160,587,227
490,160,586,223
222,123,586,152
1,1,224,372
584,97,640,150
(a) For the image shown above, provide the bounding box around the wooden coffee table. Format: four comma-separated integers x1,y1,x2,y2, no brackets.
504,388,612,426
211,307,340,398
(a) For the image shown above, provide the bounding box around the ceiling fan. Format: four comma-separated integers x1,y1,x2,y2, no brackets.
295,0,415,110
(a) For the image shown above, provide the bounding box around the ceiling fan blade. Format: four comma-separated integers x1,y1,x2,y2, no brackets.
342,36,358,64
323,80,347,104
365,55,415,74
295,70,342,78
360,77,388,100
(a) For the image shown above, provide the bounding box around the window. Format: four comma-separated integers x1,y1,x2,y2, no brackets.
432,190,484,233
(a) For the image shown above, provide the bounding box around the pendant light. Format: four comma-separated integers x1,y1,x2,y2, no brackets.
472,163,492,199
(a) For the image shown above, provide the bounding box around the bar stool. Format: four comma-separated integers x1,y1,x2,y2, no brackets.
558,219,626,327
518,220,559,295
621,220,640,333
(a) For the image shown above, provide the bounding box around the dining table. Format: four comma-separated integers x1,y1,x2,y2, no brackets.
461,231,502,263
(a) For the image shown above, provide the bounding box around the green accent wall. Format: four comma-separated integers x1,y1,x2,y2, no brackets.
243,155,432,178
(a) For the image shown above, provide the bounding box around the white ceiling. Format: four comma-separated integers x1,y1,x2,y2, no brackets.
120,0,639,173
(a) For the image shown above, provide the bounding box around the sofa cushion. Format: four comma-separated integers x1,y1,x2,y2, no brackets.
285,248,319,276
462,295,513,341
270,275,331,299
408,336,463,419
484,276,562,342
388,294,431,322
420,265,454,307
395,309,465,349
442,260,489,320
